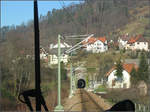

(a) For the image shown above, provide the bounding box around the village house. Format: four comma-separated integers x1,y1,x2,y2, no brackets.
106,63,138,88
48,41,72,65
125,35,149,51
118,34,149,51
48,48,69,65
82,37,108,53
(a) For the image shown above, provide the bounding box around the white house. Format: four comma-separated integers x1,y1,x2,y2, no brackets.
48,48,69,65
106,63,138,88
48,41,72,65
124,35,149,51
82,37,108,53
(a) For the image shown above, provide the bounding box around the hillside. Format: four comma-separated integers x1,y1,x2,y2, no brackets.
0,0,150,52
119,5,150,37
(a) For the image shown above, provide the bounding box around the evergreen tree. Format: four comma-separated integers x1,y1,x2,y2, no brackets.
130,67,137,85
115,58,123,81
137,52,149,82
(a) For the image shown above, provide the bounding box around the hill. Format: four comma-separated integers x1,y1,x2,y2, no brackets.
119,5,150,37
0,0,150,53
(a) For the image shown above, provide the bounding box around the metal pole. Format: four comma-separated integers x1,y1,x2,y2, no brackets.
69,54,73,98
34,0,41,111
55,34,64,111
74,72,77,91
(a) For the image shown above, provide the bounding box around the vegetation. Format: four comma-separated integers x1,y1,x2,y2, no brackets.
94,85,107,92
130,67,138,85
102,88,150,105
137,51,149,82
0,49,69,111
86,75,89,88
115,58,123,81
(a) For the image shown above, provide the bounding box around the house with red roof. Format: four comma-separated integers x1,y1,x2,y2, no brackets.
125,35,149,51
106,63,138,88
82,37,108,53
118,34,149,51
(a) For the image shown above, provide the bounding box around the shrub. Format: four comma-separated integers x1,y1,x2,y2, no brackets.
95,85,107,92
0,88,16,101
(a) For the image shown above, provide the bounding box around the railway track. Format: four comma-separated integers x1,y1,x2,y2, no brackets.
79,89,104,112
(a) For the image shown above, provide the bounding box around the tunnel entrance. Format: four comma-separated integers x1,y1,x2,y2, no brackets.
77,79,86,88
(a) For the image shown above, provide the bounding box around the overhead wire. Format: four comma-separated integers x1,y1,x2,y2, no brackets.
58,0,92,47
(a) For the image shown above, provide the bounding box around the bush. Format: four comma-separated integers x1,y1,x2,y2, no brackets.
95,85,107,92
0,88,16,101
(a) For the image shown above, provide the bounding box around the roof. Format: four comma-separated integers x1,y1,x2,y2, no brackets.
82,37,107,45
87,37,97,44
97,37,106,43
106,63,138,77
128,35,147,44
50,39,72,48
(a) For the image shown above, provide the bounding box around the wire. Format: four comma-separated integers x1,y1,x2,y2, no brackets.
65,34,94,54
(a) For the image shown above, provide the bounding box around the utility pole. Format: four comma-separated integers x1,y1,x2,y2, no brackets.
54,34,64,111
69,53,73,98
34,0,41,111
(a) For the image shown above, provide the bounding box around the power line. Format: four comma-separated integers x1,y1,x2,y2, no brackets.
65,34,94,54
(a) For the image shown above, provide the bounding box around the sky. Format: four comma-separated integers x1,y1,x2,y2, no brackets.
1,1,83,27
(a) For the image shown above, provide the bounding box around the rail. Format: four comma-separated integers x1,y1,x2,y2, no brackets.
80,89,104,111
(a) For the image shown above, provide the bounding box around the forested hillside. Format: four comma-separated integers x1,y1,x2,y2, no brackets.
1,0,150,52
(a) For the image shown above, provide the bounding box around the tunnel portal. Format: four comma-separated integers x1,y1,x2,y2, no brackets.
77,79,86,88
